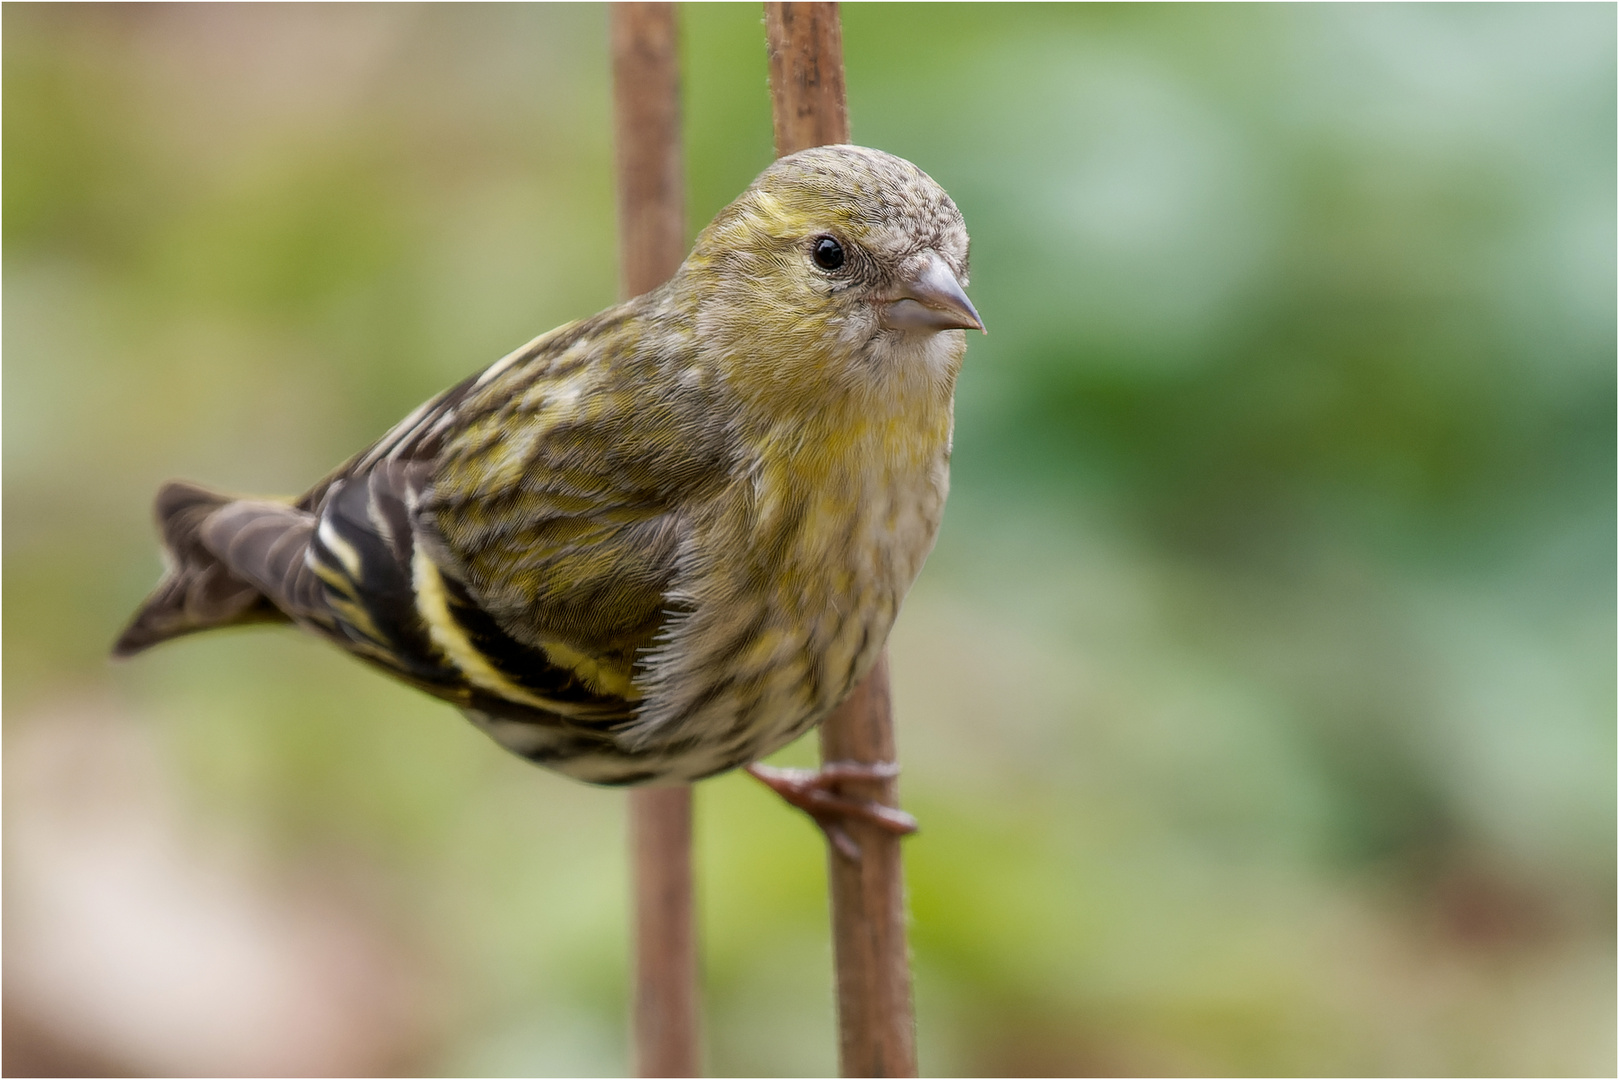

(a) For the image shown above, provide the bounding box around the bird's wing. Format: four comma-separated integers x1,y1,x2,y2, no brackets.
203,462,479,698
260,304,728,725
414,306,729,699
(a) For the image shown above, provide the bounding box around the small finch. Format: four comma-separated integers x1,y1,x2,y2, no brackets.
114,145,982,789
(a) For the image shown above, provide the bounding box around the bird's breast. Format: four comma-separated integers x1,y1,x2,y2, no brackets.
624,406,952,779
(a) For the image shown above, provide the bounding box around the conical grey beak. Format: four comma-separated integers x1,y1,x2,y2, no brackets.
881,254,986,334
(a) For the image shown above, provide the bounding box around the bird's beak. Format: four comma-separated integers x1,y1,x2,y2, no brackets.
880,253,986,334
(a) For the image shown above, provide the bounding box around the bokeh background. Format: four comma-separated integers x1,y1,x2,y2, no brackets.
5,4,1614,1076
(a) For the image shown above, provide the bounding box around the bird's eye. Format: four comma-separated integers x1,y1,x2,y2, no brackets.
811,236,846,271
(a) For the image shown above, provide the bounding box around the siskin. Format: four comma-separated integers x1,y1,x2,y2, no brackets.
114,145,982,788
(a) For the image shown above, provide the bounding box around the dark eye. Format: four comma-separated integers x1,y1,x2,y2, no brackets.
811,235,846,271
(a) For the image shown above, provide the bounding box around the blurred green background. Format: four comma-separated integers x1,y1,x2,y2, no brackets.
4,4,1614,1076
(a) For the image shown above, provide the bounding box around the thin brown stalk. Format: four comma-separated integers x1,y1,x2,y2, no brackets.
611,4,701,1076
627,786,699,1078
765,5,920,1075
765,0,850,156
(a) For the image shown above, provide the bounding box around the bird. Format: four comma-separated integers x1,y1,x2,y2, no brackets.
114,145,982,825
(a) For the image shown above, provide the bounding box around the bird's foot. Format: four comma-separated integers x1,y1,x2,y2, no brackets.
747,760,918,862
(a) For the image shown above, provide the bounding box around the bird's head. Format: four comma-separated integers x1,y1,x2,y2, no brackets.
677,145,980,412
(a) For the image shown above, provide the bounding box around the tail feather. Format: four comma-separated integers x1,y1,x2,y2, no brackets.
111,482,291,657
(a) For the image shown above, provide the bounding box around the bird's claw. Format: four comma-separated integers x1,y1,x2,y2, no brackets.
747,760,918,862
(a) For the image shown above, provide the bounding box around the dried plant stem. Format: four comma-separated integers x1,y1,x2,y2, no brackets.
628,786,699,1077
765,0,850,156
815,654,919,1077
765,5,920,1075
611,5,701,1076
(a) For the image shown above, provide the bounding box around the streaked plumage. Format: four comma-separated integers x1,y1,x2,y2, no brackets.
114,145,980,785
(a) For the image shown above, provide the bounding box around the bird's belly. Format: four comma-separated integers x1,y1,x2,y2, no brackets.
598,454,948,783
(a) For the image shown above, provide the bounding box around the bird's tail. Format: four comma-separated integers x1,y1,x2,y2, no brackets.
111,481,291,657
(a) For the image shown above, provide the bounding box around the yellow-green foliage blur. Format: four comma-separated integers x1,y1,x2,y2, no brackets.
5,5,1613,1076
